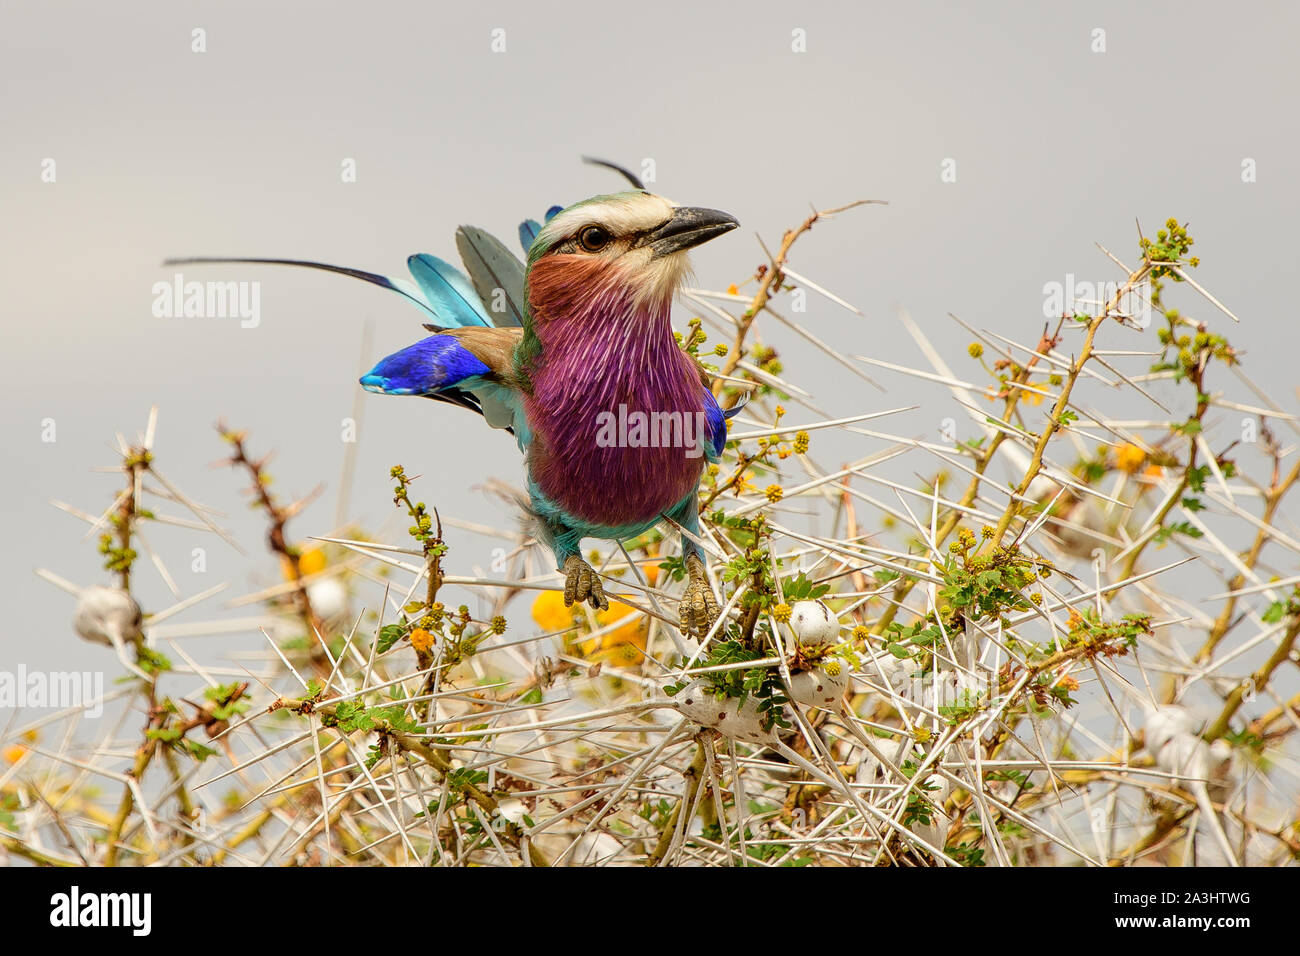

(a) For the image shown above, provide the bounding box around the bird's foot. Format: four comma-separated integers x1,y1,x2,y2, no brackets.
562,554,608,611
679,554,721,638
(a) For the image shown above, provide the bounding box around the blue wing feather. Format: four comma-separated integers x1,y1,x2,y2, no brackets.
360,336,490,396
406,254,492,328
521,206,565,254
702,388,746,461
519,219,541,255
361,335,527,444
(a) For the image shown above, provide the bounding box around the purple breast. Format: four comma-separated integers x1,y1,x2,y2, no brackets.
525,317,705,528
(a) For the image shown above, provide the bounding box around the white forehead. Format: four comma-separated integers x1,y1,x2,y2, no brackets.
541,192,677,242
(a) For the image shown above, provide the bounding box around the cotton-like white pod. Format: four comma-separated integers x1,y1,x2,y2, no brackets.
496,796,529,826
672,679,781,745
855,737,912,788
306,576,350,623
923,773,953,804
787,600,839,644
73,586,150,680
1144,705,1199,756
1208,738,1233,768
1143,705,1224,788
909,774,954,853
1142,709,1241,864
856,752,886,786
854,650,911,697
787,658,849,710
73,586,142,647
1150,731,1236,793
566,832,627,866
1154,733,1210,784
910,814,949,855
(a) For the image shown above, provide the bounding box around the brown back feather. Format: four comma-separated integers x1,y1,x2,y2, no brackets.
440,327,524,384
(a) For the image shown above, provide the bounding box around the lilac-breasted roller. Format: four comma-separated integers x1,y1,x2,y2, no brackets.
168,185,740,636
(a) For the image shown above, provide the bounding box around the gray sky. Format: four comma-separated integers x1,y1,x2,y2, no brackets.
3,1,1297,676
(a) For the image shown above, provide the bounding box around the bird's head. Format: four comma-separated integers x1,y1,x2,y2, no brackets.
524,191,738,323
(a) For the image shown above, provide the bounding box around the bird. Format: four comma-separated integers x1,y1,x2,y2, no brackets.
167,167,741,637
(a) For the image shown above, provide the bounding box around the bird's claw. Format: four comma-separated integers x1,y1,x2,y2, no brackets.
562,555,608,611
679,555,721,639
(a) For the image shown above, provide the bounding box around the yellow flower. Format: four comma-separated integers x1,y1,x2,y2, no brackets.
765,484,784,503
596,600,642,643
531,590,575,633
282,547,327,581
572,597,648,662
640,560,660,588
409,628,435,654
300,548,328,576
638,543,661,587
1115,443,1146,474
3,745,27,764
727,283,739,295
612,642,642,666
773,603,792,623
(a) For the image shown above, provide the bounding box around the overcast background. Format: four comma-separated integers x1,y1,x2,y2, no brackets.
3,1,1297,679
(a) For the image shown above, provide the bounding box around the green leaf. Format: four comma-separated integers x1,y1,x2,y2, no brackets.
377,623,407,654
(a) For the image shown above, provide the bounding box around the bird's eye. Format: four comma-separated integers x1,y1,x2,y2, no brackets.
578,225,612,252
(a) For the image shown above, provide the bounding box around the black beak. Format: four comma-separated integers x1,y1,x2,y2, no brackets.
642,206,739,258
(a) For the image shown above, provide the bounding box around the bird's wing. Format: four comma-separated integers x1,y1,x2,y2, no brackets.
440,325,524,373
702,387,747,461
362,328,526,438
406,254,493,327
455,226,528,327
360,335,492,396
